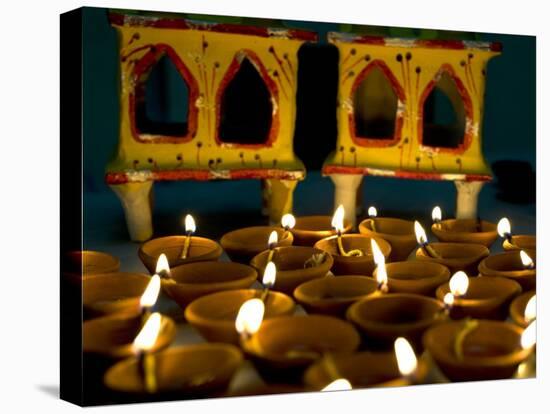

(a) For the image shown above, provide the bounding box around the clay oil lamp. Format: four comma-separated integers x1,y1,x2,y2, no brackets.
293,275,379,318
358,206,417,261
220,225,293,264
161,259,257,310
510,291,536,328
290,214,352,247
314,205,391,275
250,245,334,295
414,221,489,275
478,250,536,291
435,272,522,320
139,214,223,273
306,337,427,390
373,261,450,297
83,272,153,319
423,319,535,382
346,292,445,351
236,302,360,383
497,217,536,252
62,250,120,287
430,206,498,248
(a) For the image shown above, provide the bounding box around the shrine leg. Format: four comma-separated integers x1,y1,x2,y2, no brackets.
455,181,484,219
330,174,363,228
110,181,154,242
265,179,298,225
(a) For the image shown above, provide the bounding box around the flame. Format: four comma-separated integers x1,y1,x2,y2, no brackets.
497,218,511,238
368,206,377,218
133,312,162,353
184,214,196,234
140,274,161,308
262,261,277,289
432,206,442,222
449,271,469,297
524,295,536,323
414,221,428,245
268,230,278,247
520,250,534,269
331,205,345,233
394,337,417,377
235,298,265,337
371,239,387,287
155,253,171,277
321,379,352,392
281,213,296,230
521,321,536,349
443,292,455,307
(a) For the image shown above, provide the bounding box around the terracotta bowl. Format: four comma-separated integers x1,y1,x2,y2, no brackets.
293,275,378,318
423,320,531,382
242,314,360,383
478,251,537,291
435,276,522,320
250,246,334,295
290,215,352,246
104,344,243,396
220,226,293,264
373,261,451,296
83,313,176,359
503,235,536,252
509,290,536,328
63,250,120,286
185,289,295,345
304,351,429,390
358,217,417,261
314,234,391,276
415,242,490,275
139,236,223,274
162,261,257,309
347,293,445,351
431,219,498,248
83,273,152,319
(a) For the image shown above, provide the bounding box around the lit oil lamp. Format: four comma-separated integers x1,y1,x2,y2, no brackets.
509,291,536,328
373,261,450,297
430,206,498,248
478,249,536,291
139,214,223,273
290,214,352,247
498,217,536,252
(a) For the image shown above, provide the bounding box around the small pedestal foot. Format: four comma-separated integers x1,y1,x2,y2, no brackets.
330,174,364,228
110,181,154,242
264,179,298,225
455,181,484,219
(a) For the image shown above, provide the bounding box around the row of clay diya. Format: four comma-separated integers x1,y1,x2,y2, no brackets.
70,207,540,398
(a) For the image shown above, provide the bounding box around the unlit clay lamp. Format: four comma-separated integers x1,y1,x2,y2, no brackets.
185,289,295,345
293,275,379,318
220,226,293,264
435,272,522,320
430,206,498,248
373,261,450,297
305,337,428,390
423,319,535,382
250,246,334,295
63,250,120,286
478,250,536,291
139,214,223,273
497,217,536,252
290,215,352,247
358,207,417,261
346,293,445,351
509,291,536,328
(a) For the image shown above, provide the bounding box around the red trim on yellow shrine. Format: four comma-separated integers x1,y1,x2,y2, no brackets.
417,64,474,155
129,43,200,144
214,50,280,149
348,59,406,148
109,12,318,42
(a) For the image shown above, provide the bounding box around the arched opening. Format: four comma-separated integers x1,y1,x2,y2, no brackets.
135,53,190,137
353,66,398,140
422,70,466,148
218,57,273,145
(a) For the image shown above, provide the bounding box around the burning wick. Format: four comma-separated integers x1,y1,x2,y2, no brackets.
371,239,388,293
235,298,265,346
432,206,442,229
497,217,512,243
260,261,276,302
520,250,535,270
321,378,352,392
414,221,440,258
267,230,278,262
133,312,162,394
139,274,161,325
444,271,469,316
394,337,418,383
332,205,363,257
155,253,173,283
368,206,378,232
180,214,196,259
281,213,296,239
524,295,536,324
